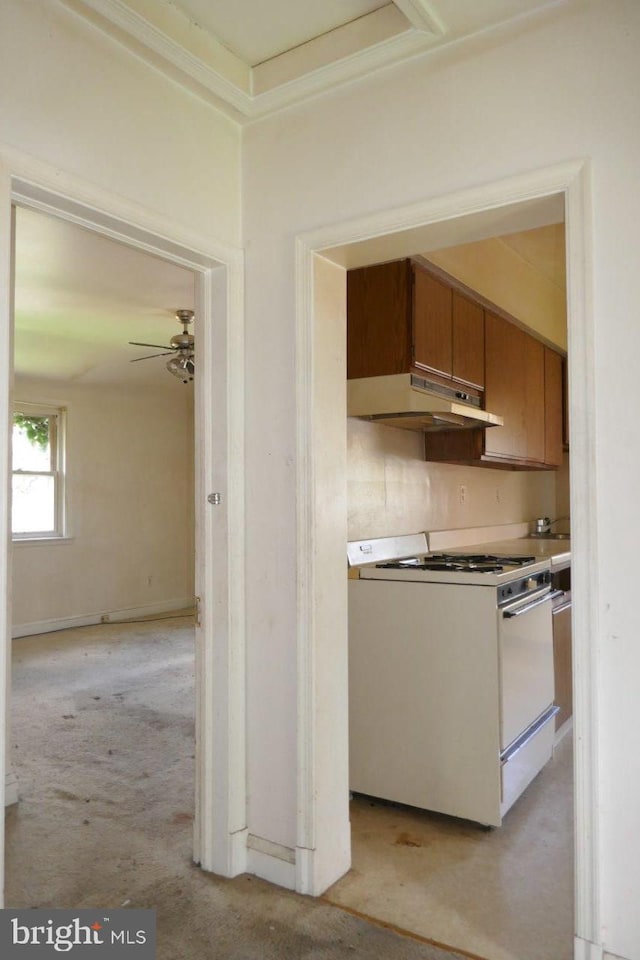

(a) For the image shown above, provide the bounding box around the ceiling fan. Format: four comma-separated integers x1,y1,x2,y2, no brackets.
129,309,195,382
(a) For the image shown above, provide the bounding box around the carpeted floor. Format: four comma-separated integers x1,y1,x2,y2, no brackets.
5,617,469,960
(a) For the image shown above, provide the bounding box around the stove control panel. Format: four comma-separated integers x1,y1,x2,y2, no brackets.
498,569,551,606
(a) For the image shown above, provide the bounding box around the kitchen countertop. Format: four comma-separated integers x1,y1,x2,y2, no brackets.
448,537,571,571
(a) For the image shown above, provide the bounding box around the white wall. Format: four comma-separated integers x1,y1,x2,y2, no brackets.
243,2,640,956
0,0,241,247
12,376,194,631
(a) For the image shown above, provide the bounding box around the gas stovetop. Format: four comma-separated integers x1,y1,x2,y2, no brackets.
376,553,537,573
347,533,551,586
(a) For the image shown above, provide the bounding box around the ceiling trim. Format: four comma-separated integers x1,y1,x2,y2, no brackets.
60,0,441,120
62,0,254,116
392,0,446,34
60,0,569,121
250,28,437,117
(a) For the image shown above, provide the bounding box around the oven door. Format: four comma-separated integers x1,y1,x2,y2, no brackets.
499,587,555,750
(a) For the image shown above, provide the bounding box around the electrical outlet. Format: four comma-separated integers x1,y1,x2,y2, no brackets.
101,613,110,623
459,484,467,505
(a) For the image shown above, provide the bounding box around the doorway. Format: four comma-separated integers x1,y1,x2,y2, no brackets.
295,162,598,953
0,169,246,903
330,222,573,960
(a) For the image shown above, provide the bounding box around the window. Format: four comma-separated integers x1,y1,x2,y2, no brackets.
12,404,66,539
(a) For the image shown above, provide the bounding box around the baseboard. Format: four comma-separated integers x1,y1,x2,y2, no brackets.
12,598,195,639
574,936,603,959
5,771,19,806
555,716,573,746
247,835,296,890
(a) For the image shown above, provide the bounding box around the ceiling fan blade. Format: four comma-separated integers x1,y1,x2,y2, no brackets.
128,341,174,350
130,352,175,362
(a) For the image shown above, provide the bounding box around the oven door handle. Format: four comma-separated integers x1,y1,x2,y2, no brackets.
502,589,557,618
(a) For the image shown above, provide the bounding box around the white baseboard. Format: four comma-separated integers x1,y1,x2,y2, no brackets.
555,716,574,746
247,835,296,890
12,597,195,639
5,771,19,806
575,936,603,959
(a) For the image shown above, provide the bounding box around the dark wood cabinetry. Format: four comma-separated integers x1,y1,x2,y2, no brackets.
347,259,484,394
347,259,412,380
544,348,564,466
452,292,485,389
347,256,566,470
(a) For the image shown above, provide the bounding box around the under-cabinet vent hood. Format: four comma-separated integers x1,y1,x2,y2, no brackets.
347,374,504,432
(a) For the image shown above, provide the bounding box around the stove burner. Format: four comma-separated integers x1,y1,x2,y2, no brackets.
376,552,537,574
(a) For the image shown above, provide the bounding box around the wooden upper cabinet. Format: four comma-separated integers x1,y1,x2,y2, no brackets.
346,259,412,379
412,269,452,378
484,312,528,460
346,259,485,392
544,347,564,466
452,292,484,389
524,335,545,463
347,256,566,470
441,311,550,467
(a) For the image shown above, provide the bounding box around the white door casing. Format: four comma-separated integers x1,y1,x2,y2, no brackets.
295,160,601,955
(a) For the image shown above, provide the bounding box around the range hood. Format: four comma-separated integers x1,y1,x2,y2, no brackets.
347,373,504,432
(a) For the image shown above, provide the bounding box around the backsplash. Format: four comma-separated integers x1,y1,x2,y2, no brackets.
348,418,559,539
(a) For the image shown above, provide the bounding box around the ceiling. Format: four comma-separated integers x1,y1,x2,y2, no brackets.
14,207,196,388
14,205,565,388
64,0,567,119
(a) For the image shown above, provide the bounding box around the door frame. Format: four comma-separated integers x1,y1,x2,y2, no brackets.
295,160,600,952
0,147,247,901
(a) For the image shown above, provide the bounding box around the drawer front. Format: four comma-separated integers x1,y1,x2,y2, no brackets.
501,713,555,816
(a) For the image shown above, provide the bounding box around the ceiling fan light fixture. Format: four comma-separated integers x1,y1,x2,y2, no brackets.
166,353,194,383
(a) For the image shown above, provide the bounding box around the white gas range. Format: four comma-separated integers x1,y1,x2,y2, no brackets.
347,532,559,827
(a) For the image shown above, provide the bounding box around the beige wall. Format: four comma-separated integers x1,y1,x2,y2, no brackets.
0,0,241,247
348,418,556,540
12,376,194,631
425,224,567,351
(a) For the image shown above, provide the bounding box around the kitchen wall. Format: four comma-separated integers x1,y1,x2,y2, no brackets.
348,418,556,540
243,1,640,955
12,376,195,633
348,223,567,542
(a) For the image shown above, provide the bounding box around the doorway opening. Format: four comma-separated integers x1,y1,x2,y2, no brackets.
6,204,199,903
333,219,573,960
0,169,247,903
295,162,597,955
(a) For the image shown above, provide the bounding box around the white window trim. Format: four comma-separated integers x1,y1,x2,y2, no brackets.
12,401,67,541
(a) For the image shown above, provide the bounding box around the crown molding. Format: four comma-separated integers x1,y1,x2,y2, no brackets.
250,28,435,118
61,0,254,117
60,0,440,120
393,0,447,34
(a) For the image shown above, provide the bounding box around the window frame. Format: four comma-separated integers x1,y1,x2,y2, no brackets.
11,401,67,541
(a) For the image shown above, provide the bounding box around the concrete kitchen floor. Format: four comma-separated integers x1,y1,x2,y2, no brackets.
325,734,574,960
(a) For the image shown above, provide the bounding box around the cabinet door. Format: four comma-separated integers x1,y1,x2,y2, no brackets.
346,261,412,379
545,348,564,466
452,292,484,388
412,268,452,378
484,312,527,459
524,335,545,463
